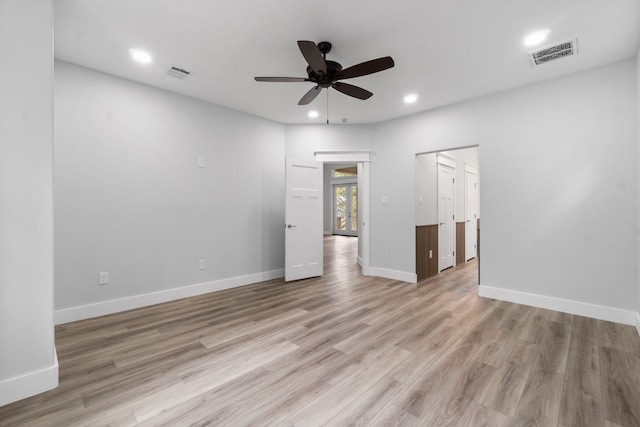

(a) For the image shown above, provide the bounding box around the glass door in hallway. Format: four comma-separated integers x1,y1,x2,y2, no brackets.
333,183,358,236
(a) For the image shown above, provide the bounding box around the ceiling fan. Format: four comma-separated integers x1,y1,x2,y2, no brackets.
255,41,395,105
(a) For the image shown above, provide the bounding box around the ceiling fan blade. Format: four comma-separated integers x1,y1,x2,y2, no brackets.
332,82,373,100
255,77,308,82
297,41,327,75
334,56,395,80
298,86,322,105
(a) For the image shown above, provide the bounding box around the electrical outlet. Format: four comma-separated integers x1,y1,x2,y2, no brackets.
99,272,109,285
429,250,433,259
199,259,206,270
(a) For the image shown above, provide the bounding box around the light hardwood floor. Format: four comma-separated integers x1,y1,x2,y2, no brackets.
2,236,640,426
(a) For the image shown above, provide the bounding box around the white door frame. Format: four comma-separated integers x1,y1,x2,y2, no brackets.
314,151,371,275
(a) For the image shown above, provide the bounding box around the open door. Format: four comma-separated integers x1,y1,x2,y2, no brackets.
465,167,478,261
285,158,323,281
438,163,455,271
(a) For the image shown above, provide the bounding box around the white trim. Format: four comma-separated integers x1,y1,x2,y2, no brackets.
0,351,58,406
314,151,372,163
436,153,457,168
636,312,640,337
357,256,363,268
464,163,478,174
368,267,417,283
54,269,284,325
478,285,637,325
359,162,370,275
330,176,357,185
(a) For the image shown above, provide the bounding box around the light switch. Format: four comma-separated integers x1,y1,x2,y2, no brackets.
198,157,206,168
99,272,109,285
381,195,390,205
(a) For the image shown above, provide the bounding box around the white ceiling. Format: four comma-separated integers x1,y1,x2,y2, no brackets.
54,0,640,125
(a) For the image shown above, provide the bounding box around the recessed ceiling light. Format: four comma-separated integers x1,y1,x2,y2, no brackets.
308,110,319,118
523,29,551,47
404,94,418,104
128,48,152,64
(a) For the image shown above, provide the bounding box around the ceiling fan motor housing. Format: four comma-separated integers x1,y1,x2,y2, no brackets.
307,60,343,88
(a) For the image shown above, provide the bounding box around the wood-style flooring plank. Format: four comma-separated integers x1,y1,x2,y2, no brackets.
599,345,640,427
534,319,572,374
321,376,402,427
285,345,411,426
362,404,421,427
463,404,513,427
558,316,603,427
512,368,564,426
479,339,538,417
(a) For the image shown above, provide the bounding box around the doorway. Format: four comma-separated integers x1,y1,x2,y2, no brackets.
333,183,358,236
314,152,371,276
414,147,479,282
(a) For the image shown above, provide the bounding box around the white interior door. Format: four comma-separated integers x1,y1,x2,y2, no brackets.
285,158,323,281
438,164,455,271
465,168,478,261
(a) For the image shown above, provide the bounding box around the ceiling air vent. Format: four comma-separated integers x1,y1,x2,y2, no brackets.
167,66,191,79
528,39,578,66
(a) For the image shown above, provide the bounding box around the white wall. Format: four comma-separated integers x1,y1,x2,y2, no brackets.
372,60,637,321
54,61,286,320
0,0,58,405
285,125,374,160
415,153,438,225
416,148,479,226
441,147,479,220
49,53,639,337
637,46,640,332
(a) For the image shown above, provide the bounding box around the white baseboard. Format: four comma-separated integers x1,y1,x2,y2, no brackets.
0,350,58,407
478,285,636,325
54,269,284,325
368,267,417,283
635,312,640,337
357,256,363,268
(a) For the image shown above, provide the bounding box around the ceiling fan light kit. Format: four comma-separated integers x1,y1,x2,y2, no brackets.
255,40,395,106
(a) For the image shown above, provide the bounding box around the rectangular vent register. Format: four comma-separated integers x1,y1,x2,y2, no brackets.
528,39,578,66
